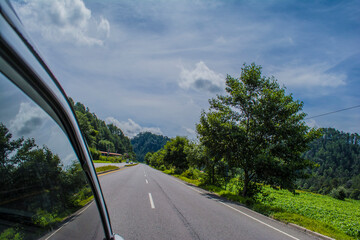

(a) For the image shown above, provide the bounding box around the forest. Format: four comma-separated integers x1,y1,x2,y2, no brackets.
131,132,170,162
68,98,135,161
298,128,360,200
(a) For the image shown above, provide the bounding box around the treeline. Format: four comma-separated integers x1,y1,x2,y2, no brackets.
69,99,135,160
298,128,360,200
131,132,170,162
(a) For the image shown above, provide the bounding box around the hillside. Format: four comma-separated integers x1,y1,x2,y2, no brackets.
131,132,170,162
298,128,360,199
69,98,134,158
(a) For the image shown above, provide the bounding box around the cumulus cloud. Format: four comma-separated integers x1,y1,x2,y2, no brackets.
106,117,163,138
273,65,346,88
10,102,48,136
179,61,224,93
14,0,110,46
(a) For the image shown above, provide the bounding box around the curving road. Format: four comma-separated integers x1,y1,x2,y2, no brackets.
98,164,322,240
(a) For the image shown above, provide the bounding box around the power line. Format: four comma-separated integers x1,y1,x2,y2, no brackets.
305,104,360,120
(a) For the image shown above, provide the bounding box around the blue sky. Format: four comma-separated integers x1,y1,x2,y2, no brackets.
11,0,360,138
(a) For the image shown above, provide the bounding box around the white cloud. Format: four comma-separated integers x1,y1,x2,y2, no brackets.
10,102,48,136
305,119,318,129
14,0,110,46
179,61,224,93
273,65,346,88
106,117,163,138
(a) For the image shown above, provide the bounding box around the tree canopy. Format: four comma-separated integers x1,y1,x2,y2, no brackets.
197,63,321,196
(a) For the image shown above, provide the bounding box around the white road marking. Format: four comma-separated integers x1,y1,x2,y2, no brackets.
218,202,300,240
148,193,155,209
146,179,149,184
170,177,299,240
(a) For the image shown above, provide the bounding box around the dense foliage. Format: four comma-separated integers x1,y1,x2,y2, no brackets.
0,123,92,239
145,136,190,173
197,63,321,196
131,132,170,162
298,128,360,199
69,99,134,159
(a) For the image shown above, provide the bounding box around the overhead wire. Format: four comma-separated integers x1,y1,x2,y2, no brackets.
304,104,360,120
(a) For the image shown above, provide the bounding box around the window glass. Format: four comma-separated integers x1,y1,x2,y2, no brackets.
0,74,105,239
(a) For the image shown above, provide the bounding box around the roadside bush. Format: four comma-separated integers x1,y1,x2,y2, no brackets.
350,189,360,200
226,177,243,195
32,209,58,228
90,148,100,160
330,186,346,200
0,228,23,240
181,167,201,180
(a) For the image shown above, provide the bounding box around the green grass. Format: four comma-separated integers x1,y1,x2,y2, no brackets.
125,163,139,167
272,212,353,240
78,195,94,207
174,175,202,186
262,188,360,239
93,160,122,163
95,165,119,173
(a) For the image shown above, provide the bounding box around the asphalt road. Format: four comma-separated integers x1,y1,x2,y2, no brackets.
98,164,322,240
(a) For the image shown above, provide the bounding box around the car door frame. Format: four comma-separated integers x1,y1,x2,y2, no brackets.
0,1,115,239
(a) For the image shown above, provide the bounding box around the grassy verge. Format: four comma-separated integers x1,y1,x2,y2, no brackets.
78,195,94,207
95,165,119,173
125,163,139,167
93,160,122,163
161,169,359,240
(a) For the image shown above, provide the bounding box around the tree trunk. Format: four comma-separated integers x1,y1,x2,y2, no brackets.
211,164,215,185
242,170,249,197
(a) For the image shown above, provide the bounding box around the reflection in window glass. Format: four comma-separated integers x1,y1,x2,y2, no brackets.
0,74,105,239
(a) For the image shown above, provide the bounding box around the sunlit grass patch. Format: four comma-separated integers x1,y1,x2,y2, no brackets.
272,212,353,240
262,187,360,239
95,165,119,173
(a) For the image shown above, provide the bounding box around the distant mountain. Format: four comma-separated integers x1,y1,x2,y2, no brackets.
131,132,170,162
298,128,360,199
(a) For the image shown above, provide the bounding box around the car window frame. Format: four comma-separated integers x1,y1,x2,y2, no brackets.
0,1,114,239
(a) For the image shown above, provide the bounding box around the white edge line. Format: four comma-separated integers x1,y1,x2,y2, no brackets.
148,193,155,209
45,202,93,239
218,201,300,240
171,178,299,240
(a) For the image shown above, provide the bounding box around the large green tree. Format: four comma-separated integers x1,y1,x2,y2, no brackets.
197,63,321,197
163,136,189,173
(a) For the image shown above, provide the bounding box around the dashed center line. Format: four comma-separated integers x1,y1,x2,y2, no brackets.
148,193,155,209
146,179,149,184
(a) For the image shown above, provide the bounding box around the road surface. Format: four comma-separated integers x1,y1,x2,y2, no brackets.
98,164,322,240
